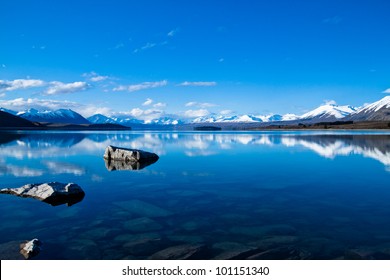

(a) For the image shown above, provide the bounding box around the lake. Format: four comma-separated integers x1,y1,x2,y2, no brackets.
0,130,390,260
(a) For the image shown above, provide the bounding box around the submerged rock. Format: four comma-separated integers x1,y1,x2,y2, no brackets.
123,236,163,256
114,199,172,217
20,239,42,259
149,244,204,260
103,145,159,171
123,217,163,233
246,246,311,260
212,242,257,260
344,247,390,260
0,241,25,260
0,182,85,206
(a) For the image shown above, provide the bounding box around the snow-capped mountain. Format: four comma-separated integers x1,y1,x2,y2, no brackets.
299,104,357,121
281,114,299,121
193,114,264,123
145,117,183,125
18,109,90,124
192,113,299,123
88,113,182,126
2,95,389,128
87,114,116,124
349,96,390,121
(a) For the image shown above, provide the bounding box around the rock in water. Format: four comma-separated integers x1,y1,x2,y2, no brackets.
149,244,204,260
20,239,42,259
103,145,159,171
0,182,85,206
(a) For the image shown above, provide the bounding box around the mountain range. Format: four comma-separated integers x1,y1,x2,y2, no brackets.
17,108,90,124
1,96,390,127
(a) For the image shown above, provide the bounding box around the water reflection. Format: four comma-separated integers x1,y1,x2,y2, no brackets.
0,131,390,260
104,157,158,171
0,132,389,174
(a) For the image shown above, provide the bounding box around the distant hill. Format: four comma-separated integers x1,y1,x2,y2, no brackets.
0,110,39,128
0,110,130,130
18,108,90,124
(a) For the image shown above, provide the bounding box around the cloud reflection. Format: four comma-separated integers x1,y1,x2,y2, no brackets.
0,132,389,171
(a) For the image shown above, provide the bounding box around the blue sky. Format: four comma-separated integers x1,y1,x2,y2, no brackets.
1,0,389,119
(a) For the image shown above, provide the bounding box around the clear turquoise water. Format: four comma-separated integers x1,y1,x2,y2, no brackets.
0,131,390,259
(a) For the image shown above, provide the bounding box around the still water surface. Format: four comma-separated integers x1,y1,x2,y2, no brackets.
0,131,390,259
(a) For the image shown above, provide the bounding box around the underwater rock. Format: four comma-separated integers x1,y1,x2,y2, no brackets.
123,217,163,233
168,235,205,244
212,242,257,260
249,236,299,249
0,182,85,206
103,145,159,171
0,241,26,260
149,244,204,260
114,199,172,217
63,239,101,260
344,247,390,260
230,224,296,237
20,239,42,259
246,246,311,260
123,236,163,256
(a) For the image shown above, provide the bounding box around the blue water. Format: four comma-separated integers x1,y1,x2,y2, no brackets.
0,131,390,259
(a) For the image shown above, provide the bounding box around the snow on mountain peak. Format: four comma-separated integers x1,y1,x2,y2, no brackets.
300,104,356,120
355,95,390,114
18,108,90,124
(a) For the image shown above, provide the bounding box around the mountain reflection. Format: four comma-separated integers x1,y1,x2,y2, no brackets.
0,132,389,172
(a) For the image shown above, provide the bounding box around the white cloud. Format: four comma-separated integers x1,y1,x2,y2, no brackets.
167,28,179,37
0,97,79,111
382,88,390,94
323,16,342,25
83,72,109,82
113,43,125,50
142,98,153,106
185,101,217,108
142,98,166,108
128,108,145,117
0,164,43,177
90,76,108,82
32,45,46,50
133,42,157,53
220,109,233,115
113,80,168,92
141,42,156,50
44,161,85,176
45,81,89,95
118,107,164,121
153,102,166,108
80,106,112,117
184,109,210,118
324,99,337,105
179,81,217,87
0,97,111,117
0,79,45,92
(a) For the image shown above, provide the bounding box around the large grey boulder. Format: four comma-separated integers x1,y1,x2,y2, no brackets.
103,145,159,171
0,182,85,206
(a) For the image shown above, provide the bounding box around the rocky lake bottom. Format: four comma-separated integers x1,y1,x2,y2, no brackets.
0,131,390,260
